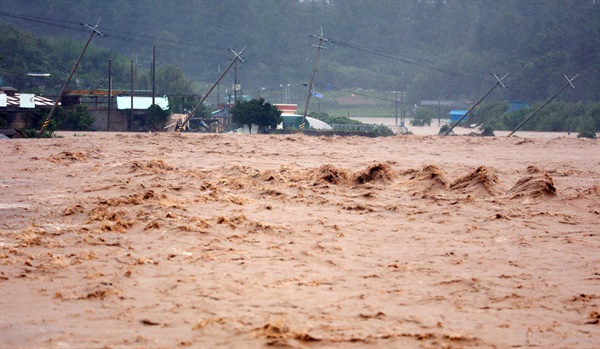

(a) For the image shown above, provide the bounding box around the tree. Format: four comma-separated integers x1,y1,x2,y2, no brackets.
145,104,170,131
411,107,433,126
309,111,361,125
56,105,94,131
231,98,282,132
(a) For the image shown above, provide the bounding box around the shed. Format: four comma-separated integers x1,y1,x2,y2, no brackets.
449,110,468,122
281,114,307,129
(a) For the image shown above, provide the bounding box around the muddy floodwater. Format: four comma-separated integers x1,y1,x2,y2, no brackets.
1,131,598,348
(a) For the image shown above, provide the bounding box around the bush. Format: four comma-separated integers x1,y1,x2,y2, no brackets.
0,112,10,128
372,124,395,137
481,126,495,136
56,105,94,131
411,107,433,126
472,101,507,128
578,129,597,139
309,111,361,125
145,104,170,131
577,123,597,139
438,124,452,135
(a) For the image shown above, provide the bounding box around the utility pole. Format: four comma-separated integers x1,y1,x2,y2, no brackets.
395,90,398,126
107,58,111,131
443,73,508,136
177,47,246,133
400,90,404,126
507,74,578,137
400,71,404,126
438,97,441,126
39,19,104,135
152,45,156,106
234,58,238,103
302,27,327,130
130,60,134,132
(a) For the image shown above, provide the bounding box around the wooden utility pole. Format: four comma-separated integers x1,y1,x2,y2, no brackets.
234,59,238,103
39,19,104,135
152,45,156,106
507,74,578,137
107,58,111,131
443,73,508,136
177,47,246,133
400,90,404,126
395,90,398,126
130,60,134,132
302,28,327,130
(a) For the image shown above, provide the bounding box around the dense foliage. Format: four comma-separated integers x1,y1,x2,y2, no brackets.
0,0,597,106
305,111,394,137
0,24,195,105
471,101,600,133
231,98,282,131
308,111,361,125
411,108,434,126
145,104,170,131
23,105,93,132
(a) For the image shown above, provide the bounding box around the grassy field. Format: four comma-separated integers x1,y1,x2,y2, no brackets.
262,89,403,120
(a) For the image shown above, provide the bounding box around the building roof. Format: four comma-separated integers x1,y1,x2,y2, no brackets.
274,104,298,113
0,93,56,108
116,96,169,110
306,116,332,130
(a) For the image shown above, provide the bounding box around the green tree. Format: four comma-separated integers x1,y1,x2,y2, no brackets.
231,98,282,132
411,107,433,126
472,101,508,129
585,102,600,131
145,104,170,131
56,105,94,131
309,111,361,125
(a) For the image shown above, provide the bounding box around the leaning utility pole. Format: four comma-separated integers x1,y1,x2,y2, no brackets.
39,19,104,135
507,74,578,137
301,28,327,130
443,73,508,136
177,47,246,133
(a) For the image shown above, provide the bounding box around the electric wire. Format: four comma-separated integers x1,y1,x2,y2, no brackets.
327,37,496,84
0,10,230,60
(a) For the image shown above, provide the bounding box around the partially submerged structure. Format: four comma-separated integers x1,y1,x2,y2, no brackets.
0,87,55,133
274,104,332,130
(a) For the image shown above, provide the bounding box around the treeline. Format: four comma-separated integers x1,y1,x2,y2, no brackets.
471,101,600,134
0,23,198,112
1,0,598,105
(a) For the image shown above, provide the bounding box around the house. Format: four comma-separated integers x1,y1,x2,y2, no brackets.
112,96,169,131
0,87,55,132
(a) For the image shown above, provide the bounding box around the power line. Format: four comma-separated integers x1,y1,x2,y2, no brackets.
327,37,495,84
0,10,80,28
0,10,229,60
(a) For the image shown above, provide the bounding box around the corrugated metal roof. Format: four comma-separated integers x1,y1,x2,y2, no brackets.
306,116,332,130
116,96,169,110
0,93,56,108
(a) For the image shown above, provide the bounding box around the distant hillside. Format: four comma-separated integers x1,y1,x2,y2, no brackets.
1,0,598,104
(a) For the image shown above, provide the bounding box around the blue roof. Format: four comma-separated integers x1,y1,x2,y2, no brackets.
449,110,468,122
